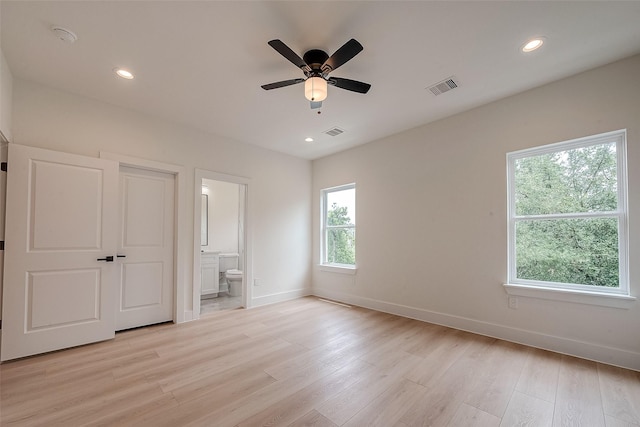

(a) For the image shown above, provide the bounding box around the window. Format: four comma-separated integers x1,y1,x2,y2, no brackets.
507,130,629,296
322,184,356,267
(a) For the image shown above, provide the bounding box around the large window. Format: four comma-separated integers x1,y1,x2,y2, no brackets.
507,130,628,295
322,184,356,267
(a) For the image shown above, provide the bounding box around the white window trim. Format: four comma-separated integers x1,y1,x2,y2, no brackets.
321,183,356,271
505,129,631,305
504,283,635,309
318,264,357,275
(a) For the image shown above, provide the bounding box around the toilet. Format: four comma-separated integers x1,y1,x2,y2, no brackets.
219,253,242,297
225,269,243,297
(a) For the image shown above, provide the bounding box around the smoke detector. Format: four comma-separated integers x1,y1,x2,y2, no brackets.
51,26,78,44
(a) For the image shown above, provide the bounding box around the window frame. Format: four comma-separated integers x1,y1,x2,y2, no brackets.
321,183,356,270
506,129,630,298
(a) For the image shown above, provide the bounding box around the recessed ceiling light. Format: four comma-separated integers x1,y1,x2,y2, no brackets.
114,68,134,79
522,38,545,53
304,137,314,142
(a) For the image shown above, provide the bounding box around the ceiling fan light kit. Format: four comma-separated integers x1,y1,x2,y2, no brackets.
261,38,371,109
305,77,327,102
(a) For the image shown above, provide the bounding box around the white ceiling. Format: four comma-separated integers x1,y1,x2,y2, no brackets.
2,1,640,160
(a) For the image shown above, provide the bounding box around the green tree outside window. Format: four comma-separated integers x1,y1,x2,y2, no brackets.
512,141,621,288
326,203,355,265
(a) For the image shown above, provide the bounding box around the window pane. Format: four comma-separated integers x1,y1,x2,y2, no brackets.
327,188,355,226
327,227,355,265
515,218,619,287
514,142,617,215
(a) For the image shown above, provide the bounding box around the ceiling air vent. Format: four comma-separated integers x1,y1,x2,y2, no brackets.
428,77,458,96
324,127,345,137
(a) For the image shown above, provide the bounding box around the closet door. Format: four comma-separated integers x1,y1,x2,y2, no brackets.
1,144,119,361
116,166,174,331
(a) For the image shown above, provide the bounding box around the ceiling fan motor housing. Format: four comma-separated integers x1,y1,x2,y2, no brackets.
303,49,330,74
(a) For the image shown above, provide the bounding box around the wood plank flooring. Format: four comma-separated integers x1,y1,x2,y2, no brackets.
1,296,638,426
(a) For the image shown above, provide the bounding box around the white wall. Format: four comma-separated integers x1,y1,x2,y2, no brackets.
0,49,12,142
11,78,312,316
202,178,239,254
312,55,640,371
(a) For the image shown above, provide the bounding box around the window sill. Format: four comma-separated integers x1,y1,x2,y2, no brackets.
319,264,357,275
503,283,636,309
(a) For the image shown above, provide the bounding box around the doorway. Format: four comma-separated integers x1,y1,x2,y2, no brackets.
193,170,250,317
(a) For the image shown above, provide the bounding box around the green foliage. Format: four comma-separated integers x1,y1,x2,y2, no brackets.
326,203,355,265
514,143,619,287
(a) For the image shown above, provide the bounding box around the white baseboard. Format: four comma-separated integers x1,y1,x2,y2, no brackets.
251,288,312,308
312,288,640,372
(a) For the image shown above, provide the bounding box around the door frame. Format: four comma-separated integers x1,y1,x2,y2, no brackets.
0,140,7,326
193,169,252,317
100,152,187,323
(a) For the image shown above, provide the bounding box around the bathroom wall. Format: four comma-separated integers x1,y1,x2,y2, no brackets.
202,178,240,254
11,78,313,317
312,54,640,371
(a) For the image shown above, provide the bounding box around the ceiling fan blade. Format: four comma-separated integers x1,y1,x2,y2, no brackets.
321,39,363,73
268,40,311,72
328,77,371,94
261,78,305,90
310,101,322,109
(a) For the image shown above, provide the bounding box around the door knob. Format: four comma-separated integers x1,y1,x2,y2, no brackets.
97,256,114,262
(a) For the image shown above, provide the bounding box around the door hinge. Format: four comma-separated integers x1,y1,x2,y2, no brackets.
0,241,4,250
1,162,6,172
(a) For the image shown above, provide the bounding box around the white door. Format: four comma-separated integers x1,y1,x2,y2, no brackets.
1,144,119,361
116,166,174,331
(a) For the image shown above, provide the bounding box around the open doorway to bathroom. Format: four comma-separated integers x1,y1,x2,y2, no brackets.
194,170,249,317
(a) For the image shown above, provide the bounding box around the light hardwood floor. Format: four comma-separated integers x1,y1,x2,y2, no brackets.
1,297,638,426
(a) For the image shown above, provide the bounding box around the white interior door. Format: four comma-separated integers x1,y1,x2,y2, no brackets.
116,166,174,331
1,144,119,361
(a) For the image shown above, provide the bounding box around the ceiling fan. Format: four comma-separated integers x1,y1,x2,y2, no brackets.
261,39,371,109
